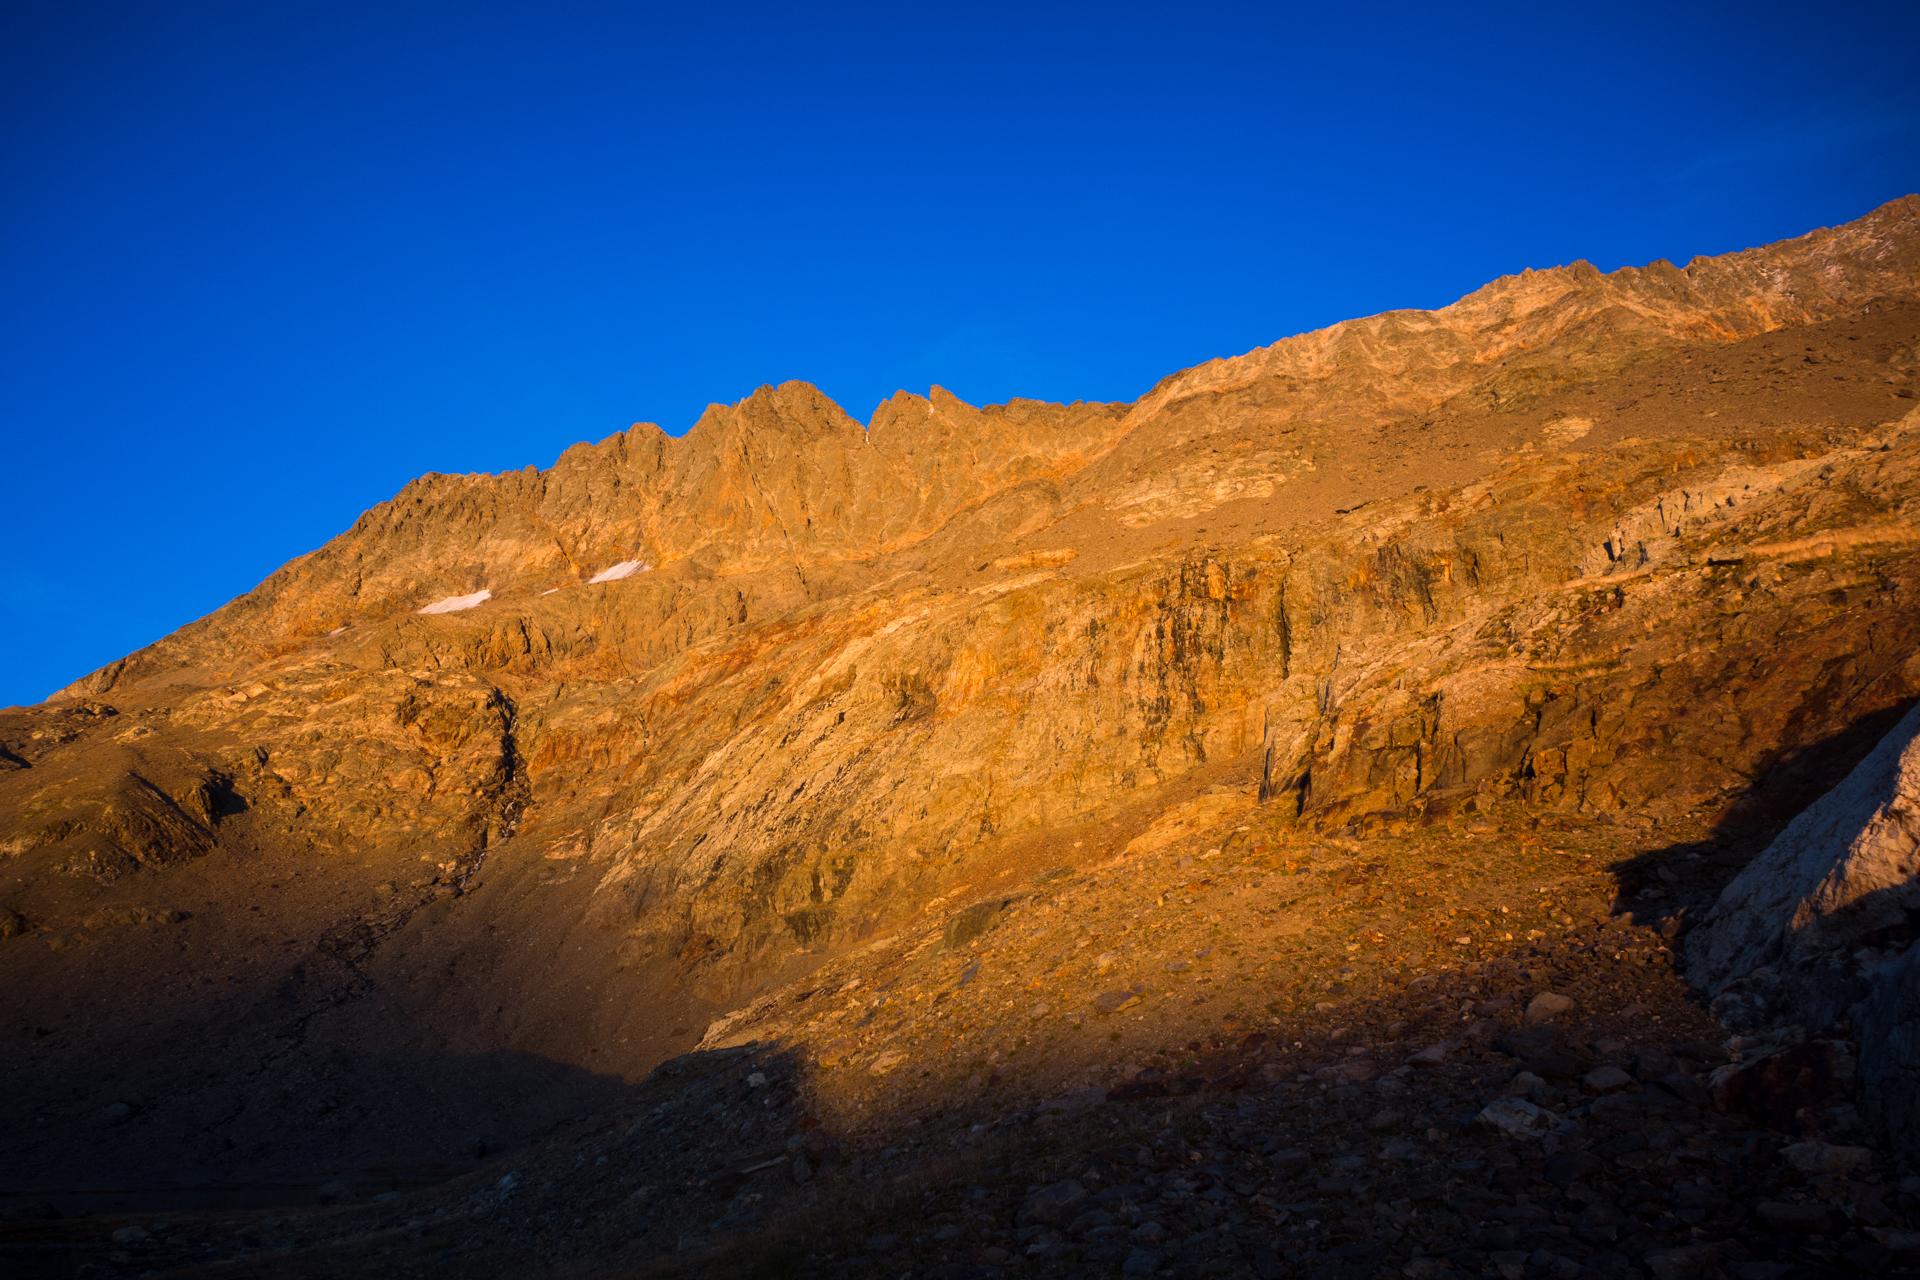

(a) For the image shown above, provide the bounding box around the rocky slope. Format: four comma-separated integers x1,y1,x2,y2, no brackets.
4,196,1920,1277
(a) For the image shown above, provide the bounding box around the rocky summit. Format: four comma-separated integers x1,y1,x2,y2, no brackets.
5,197,1920,1279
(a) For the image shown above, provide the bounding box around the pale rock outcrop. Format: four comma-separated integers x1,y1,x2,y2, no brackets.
1688,699,1920,1153
1689,700,1920,1028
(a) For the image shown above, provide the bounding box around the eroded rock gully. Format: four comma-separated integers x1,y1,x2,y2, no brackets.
5,197,1920,1278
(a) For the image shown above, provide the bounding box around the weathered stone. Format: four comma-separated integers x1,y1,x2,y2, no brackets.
1476,1098,1559,1139
1690,701,1920,1032
1582,1066,1634,1094
1525,993,1575,1024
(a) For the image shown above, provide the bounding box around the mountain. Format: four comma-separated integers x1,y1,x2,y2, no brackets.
4,197,1920,1277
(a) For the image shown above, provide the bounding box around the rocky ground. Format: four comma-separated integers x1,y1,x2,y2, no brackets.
10,797,1919,1278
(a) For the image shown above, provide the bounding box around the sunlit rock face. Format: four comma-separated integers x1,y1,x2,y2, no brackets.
3,197,1920,1194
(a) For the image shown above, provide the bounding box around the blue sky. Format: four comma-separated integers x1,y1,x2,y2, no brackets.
3,1,1918,706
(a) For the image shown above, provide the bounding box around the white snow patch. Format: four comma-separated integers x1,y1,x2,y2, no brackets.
588,559,650,584
418,589,492,615
326,625,349,637
540,588,561,597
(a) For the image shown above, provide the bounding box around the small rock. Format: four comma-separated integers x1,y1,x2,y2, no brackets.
1093,989,1142,1015
109,1226,150,1245
1315,1058,1378,1085
95,1102,134,1127
1476,1097,1558,1139
1268,1147,1311,1173
1525,992,1575,1024
1407,1042,1450,1068
1582,1065,1634,1094
1122,1248,1161,1277
1504,1071,1550,1102
868,1050,907,1077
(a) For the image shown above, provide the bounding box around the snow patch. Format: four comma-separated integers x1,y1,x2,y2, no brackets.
540,588,561,597
418,589,492,615
326,625,349,637
588,559,650,584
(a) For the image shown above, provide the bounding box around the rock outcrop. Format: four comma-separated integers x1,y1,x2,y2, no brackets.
1690,700,1920,1021
1688,699,1920,1150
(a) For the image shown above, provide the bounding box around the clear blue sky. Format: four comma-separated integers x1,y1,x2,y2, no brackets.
3,1,1917,706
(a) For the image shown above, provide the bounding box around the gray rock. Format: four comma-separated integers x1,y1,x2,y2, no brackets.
1476,1097,1559,1139
1268,1147,1311,1173
944,898,1011,950
1688,701,1920,1028
1683,703,1920,1154
1582,1065,1634,1093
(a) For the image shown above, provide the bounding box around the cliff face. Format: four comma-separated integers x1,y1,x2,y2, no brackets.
4,197,1920,1194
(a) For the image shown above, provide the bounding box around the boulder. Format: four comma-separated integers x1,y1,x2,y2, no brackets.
1687,700,1920,1153
1688,701,1920,1029
1476,1097,1559,1139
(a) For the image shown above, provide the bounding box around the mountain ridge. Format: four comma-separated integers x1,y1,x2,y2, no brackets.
54,195,1920,704
5,198,1920,1275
